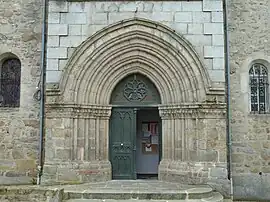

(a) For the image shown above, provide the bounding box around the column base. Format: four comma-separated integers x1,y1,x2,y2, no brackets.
41,160,111,185
158,160,230,197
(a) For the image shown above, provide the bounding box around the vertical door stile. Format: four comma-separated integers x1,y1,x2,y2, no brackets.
133,108,137,179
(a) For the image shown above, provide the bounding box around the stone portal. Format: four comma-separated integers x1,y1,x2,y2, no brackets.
44,19,227,189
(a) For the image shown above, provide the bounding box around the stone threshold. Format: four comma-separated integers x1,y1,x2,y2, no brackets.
65,197,224,202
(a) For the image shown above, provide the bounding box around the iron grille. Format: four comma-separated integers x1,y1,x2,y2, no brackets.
249,63,269,113
0,58,21,107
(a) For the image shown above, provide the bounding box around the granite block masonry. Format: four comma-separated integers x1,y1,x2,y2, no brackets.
46,0,225,84
228,0,270,200
0,0,41,185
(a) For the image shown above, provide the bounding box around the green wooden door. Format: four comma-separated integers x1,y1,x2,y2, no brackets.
110,108,136,179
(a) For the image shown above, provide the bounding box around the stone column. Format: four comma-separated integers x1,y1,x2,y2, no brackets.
161,119,170,159
159,106,202,162
99,118,109,160
158,105,180,179
158,104,228,187
42,104,112,185
159,106,186,161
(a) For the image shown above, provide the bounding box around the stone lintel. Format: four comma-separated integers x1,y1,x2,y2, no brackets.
46,103,112,119
159,103,226,119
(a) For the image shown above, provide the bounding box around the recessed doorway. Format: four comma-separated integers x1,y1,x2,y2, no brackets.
109,73,162,180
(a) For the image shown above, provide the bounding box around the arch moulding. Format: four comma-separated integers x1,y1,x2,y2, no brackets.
57,18,212,105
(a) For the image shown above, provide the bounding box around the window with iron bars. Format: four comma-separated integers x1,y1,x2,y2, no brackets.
0,58,21,107
249,63,269,113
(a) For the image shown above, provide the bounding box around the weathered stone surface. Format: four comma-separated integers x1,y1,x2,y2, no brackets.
0,0,41,184
260,149,270,161
0,187,64,202
233,174,270,201
42,161,111,185
228,0,270,200
158,160,229,195
57,168,80,182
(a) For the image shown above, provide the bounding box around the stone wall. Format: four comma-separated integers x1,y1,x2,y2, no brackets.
0,0,41,184
228,0,270,200
0,186,63,202
46,0,225,85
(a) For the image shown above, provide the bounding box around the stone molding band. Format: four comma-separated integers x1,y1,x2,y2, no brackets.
159,103,226,119
46,103,112,119
46,103,225,119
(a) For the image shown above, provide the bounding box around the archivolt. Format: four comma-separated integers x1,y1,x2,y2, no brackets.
60,18,211,104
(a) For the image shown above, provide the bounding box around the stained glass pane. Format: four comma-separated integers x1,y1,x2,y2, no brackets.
259,104,265,112
0,58,21,107
249,68,254,74
262,67,268,75
250,79,257,86
251,104,258,112
251,96,257,103
255,66,260,75
251,87,257,96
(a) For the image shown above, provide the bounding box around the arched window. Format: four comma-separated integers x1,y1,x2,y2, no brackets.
0,58,21,107
249,63,269,113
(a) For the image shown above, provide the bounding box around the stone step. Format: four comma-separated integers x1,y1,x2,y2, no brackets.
63,187,223,202
58,181,224,201
0,180,224,202
203,192,224,202
64,188,213,200
64,192,224,202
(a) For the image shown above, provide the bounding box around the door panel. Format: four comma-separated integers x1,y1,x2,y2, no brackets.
110,108,136,179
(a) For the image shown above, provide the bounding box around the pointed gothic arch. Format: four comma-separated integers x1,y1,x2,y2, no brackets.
59,18,211,105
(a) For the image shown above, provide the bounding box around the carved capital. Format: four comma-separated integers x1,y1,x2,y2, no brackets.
159,103,226,119
46,103,112,119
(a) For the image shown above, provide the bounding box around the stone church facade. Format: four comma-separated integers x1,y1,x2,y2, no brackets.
0,0,269,201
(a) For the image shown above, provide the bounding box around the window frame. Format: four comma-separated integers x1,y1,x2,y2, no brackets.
249,62,270,114
0,53,21,109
